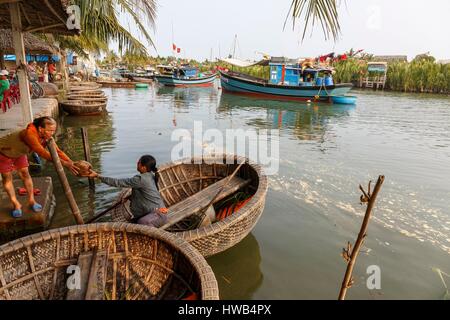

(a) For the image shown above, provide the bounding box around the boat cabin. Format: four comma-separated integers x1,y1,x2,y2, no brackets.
156,65,176,75
269,58,334,87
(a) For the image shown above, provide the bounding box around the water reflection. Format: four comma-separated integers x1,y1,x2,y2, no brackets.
42,113,117,227
218,93,355,142
207,233,263,300
156,84,219,107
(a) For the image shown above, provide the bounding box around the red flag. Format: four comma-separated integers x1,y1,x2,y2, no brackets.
177,48,181,53
172,43,176,51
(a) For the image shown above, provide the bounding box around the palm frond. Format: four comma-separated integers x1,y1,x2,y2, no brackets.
285,0,341,42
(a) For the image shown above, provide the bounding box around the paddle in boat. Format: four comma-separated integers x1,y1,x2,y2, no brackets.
219,56,354,102
154,65,216,87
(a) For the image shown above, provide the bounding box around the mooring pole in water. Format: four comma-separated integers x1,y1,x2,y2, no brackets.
338,175,385,300
48,137,84,224
81,127,95,190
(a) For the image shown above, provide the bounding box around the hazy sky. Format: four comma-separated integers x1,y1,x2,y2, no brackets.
127,0,450,61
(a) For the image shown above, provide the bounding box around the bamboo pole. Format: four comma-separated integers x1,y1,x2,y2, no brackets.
80,128,95,190
48,137,84,224
338,175,385,300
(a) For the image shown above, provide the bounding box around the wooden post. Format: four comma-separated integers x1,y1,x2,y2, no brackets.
0,50,5,70
48,137,84,224
338,175,385,300
81,127,95,190
9,2,33,125
60,49,70,92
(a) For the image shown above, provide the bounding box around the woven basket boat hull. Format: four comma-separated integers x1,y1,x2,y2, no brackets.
0,223,219,300
67,96,108,103
60,100,107,116
110,155,268,257
70,82,102,88
68,90,105,96
69,85,102,91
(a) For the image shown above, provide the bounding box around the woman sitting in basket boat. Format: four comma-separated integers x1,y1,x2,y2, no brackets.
88,155,168,227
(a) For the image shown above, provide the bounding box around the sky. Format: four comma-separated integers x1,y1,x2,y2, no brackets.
124,0,450,61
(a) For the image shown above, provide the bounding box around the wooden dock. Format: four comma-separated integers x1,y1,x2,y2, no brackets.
0,176,55,241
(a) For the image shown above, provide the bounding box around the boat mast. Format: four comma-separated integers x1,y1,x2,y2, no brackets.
232,34,237,58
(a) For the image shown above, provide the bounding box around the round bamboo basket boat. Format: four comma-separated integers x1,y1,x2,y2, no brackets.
67,96,108,103
60,100,107,116
68,91,106,97
70,85,102,91
110,155,268,257
0,223,219,300
70,82,102,88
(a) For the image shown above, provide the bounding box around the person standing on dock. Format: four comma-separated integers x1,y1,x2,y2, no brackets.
0,116,79,218
88,155,168,227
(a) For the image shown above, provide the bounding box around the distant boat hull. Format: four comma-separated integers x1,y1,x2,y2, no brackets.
219,71,353,102
155,73,216,87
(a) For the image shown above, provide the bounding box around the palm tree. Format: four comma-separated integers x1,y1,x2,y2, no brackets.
74,0,157,56
41,0,156,88
286,0,340,41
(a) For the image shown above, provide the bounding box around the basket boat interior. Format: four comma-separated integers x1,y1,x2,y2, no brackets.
0,226,207,300
157,160,259,232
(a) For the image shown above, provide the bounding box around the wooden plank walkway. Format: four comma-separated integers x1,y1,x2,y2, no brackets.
0,176,55,241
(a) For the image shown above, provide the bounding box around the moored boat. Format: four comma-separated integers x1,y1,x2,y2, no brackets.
331,95,357,105
96,81,139,88
67,95,108,103
0,223,219,300
108,155,268,257
60,100,107,116
154,65,216,87
219,57,353,101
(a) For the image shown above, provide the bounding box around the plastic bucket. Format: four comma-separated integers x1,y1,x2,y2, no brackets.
315,77,324,86
324,76,334,86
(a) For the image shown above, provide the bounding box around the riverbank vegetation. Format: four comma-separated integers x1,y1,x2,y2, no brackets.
333,57,450,94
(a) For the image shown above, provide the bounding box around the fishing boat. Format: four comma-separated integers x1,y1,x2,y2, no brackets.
0,223,219,300
60,100,107,116
219,57,353,102
154,65,216,87
108,155,268,257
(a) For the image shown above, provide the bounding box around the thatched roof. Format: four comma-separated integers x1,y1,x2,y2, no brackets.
0,29,57,54
0,0,80,35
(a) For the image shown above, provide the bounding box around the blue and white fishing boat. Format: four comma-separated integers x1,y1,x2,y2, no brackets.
219,57,354,102
154,65,216,87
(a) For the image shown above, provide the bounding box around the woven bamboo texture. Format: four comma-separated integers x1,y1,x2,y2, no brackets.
0,223,219,300
67,91,105,97
69,85,102,91
110,155,268,257
67,94,108,103
60,100,107,116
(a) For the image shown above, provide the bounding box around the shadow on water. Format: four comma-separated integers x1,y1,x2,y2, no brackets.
207,233,263,300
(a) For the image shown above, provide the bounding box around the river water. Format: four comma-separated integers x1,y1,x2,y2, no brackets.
43,83,450,299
